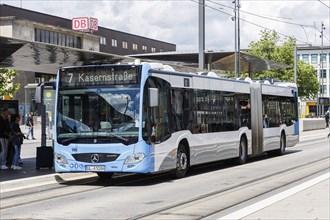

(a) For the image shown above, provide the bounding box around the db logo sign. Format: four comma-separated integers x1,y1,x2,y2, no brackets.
89,18,98,31
72,17,98,32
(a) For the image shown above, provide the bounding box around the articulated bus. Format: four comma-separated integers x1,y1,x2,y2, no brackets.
54,62,299,178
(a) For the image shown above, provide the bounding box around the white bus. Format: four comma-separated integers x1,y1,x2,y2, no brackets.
54,62,299,178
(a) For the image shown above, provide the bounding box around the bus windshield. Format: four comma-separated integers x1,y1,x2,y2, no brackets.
56,85,140,145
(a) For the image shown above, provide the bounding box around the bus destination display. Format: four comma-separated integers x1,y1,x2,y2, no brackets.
60,66,138,87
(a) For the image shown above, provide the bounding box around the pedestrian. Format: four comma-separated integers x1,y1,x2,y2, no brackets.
6,113,16,168
325,110,329,128
9,114,24,170
0,108,11,169
25,112,36,140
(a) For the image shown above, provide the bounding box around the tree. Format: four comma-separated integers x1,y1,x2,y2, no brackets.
0,68,20,99
247,29,319,99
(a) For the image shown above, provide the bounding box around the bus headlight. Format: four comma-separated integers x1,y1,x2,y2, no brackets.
55,153,68,164
124,153,145,164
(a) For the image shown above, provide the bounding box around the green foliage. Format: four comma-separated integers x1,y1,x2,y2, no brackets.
296,61,319,98
0,68,20,99
247,29,319,99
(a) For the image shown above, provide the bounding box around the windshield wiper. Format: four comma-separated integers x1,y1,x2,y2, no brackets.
60,137,81,146
107,133,129,142
59,132,129,145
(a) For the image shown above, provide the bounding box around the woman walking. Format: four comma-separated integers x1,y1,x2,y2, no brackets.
10,114,25,170
25,112,36,140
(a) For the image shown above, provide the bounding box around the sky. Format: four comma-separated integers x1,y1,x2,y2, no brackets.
0,0,329,51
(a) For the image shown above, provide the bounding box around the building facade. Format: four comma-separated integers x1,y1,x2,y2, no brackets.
0,4,176,56
297,45,330,117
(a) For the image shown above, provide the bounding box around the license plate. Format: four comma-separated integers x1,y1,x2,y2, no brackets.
86,165,105,171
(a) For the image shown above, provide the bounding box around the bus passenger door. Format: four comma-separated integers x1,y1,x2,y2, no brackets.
142,77,172,144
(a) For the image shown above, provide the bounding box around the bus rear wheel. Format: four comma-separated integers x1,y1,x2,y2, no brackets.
173,144,188,178
233,137,247,165
269,133,286,156
96,172,114,179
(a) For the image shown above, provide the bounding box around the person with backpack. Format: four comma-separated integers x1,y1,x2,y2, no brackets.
25,112,36,140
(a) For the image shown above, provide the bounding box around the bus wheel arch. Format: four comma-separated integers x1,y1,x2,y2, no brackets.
233,134,248,165
173,139,190,178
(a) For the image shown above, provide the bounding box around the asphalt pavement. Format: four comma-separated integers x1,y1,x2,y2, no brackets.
0,125,329,220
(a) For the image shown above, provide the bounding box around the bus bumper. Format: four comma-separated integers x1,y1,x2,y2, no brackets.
54,154,153,174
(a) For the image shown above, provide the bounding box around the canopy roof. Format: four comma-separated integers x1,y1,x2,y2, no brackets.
0,36,133,74
0,36,290,75
131,51,291,74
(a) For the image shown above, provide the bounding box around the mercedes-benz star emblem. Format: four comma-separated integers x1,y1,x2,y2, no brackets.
90,154,100,163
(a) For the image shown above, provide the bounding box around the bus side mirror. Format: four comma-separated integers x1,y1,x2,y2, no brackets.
149,88,159,107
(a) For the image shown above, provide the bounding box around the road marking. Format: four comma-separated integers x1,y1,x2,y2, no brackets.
0,173,96,193
218,172,329,220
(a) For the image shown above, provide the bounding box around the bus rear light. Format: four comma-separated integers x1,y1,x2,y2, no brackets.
55,153,68,164
124,153,145,164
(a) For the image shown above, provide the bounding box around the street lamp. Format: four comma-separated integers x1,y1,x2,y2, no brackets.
319,22,325,116
198,0,205,70
232,0,241,78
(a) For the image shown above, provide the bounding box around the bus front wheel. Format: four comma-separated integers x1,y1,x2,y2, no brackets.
173,144,188,178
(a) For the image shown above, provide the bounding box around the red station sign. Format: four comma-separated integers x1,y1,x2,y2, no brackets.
72,17,98,32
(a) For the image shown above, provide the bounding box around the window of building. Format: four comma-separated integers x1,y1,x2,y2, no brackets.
133,43,138,51
40,29,47,43
58,33,65,46
35,29,41,42
66,35,74,48
151,47,156,53
50,31,58,45
320,53,327,64
320,69,327,78
122,41,128,49
311,54,317,64
320,85,327,94
296,54,301,60
100,36,107,45
35,28,81,49
302,54,309,62
142,45,147,52
112,39,117,47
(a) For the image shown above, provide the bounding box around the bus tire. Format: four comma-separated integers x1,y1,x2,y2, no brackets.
233,137,247,165
96,172,114,179
173,143,189,178
270,132,286,156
